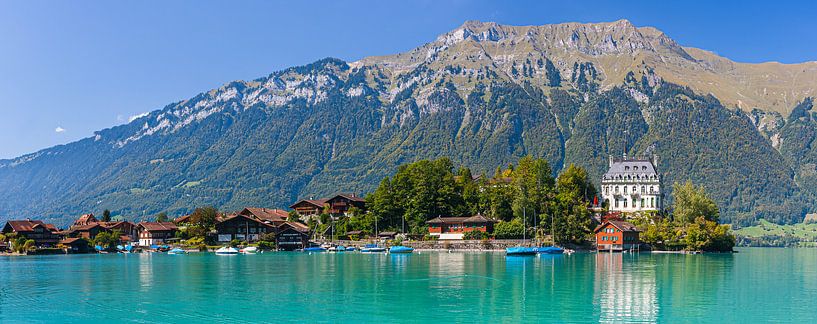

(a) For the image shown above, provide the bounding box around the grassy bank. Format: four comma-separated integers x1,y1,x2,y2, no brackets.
734,219,817,247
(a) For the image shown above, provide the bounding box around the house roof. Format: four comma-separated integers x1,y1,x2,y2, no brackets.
278,221,309,233
603,158,658,180
594,220,640,233
73,214,97,226
240,208,289,223
138,222,178,232
173,215,192,224
426,214,496,224
59,237,87,245
289,199,328,209
378,231,397,236
426,217,469,224
346,230,364,235
4,220,59,233
99,221,134,229
328,193,366,203
71,223,103,231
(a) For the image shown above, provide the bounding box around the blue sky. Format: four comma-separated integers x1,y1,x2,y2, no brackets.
1,0,815,159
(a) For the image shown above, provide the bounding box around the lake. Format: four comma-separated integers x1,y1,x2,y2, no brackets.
0,248,815,323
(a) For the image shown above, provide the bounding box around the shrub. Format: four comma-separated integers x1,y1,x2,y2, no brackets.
463,230,490,240
257,241,275,251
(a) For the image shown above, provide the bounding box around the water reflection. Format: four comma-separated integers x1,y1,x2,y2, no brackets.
595,253,658,323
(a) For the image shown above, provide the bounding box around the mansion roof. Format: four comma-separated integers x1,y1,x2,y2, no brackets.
603,157,658,181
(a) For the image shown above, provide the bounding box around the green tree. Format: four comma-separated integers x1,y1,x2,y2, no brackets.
102,209,112,222
190,206,218,228
672,181,720,223
287,210,301,222
155,212,169,222
22,239,36,253
493,219,525,239
93,230,122,251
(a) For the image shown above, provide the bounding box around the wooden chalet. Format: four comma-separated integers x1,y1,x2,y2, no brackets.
290,198,328,218
290,193,367,219
2,220,61,247
214,214,275,243
137,222,178,246
275,221,310,251
427,214,497,240
594,220,640,252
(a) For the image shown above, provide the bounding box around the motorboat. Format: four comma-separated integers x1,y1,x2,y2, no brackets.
168,248,187,255
505,246,537,256
303,247,327,252
389,246,414,254
345,246,356,252
215,246,239,255
241,246,258,254
360,244,386,253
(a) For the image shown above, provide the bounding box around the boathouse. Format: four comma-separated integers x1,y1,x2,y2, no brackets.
214,214,275,243
594,220,640,252
275,221,310,251
427,214,497,240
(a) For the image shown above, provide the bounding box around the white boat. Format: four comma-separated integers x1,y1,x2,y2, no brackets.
241,246,258,254
215,246,239,255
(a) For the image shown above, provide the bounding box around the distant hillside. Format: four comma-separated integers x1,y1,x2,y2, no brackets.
1,19,815,227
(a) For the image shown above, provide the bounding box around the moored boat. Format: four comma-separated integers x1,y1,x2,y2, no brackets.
389,246,414,254
535,246,564,254
345,246,356,252
241,246,258,254
360,244,386,253
303,247,327,252
215,246,239,255
506,246,537,256
168,248,187,255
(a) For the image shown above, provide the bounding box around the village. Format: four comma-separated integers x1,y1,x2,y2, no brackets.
0,155,707,255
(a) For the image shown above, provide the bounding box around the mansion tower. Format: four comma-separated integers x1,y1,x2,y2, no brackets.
600,155,662,213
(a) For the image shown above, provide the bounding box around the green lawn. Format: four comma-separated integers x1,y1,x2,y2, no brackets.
735,219,817,242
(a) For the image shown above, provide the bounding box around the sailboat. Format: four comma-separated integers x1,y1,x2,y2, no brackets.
506,208,536,256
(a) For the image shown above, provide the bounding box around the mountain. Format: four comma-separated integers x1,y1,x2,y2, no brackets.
1,19,816,227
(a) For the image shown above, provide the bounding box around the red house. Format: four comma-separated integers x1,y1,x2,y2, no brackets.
594,220,640,252
426,214,496,240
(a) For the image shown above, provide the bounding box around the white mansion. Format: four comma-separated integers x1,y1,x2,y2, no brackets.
600,155,662,213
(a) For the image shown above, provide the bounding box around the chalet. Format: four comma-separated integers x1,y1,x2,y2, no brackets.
215,214,275,243
137,222,178,246
427,214,497,240
595,220,640,252
59,237,90,254
290,193,366,219
275,221,310,251
173,215,192,225
2,220,61,247
73,214,97,227
290,198,328,219
324,194,366,215
237,207,289,226
68,223,104,239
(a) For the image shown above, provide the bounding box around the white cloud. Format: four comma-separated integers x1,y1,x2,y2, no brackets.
55,127,66,133
128,112,149,122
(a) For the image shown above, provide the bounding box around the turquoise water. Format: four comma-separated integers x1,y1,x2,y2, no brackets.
0,248,815,323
